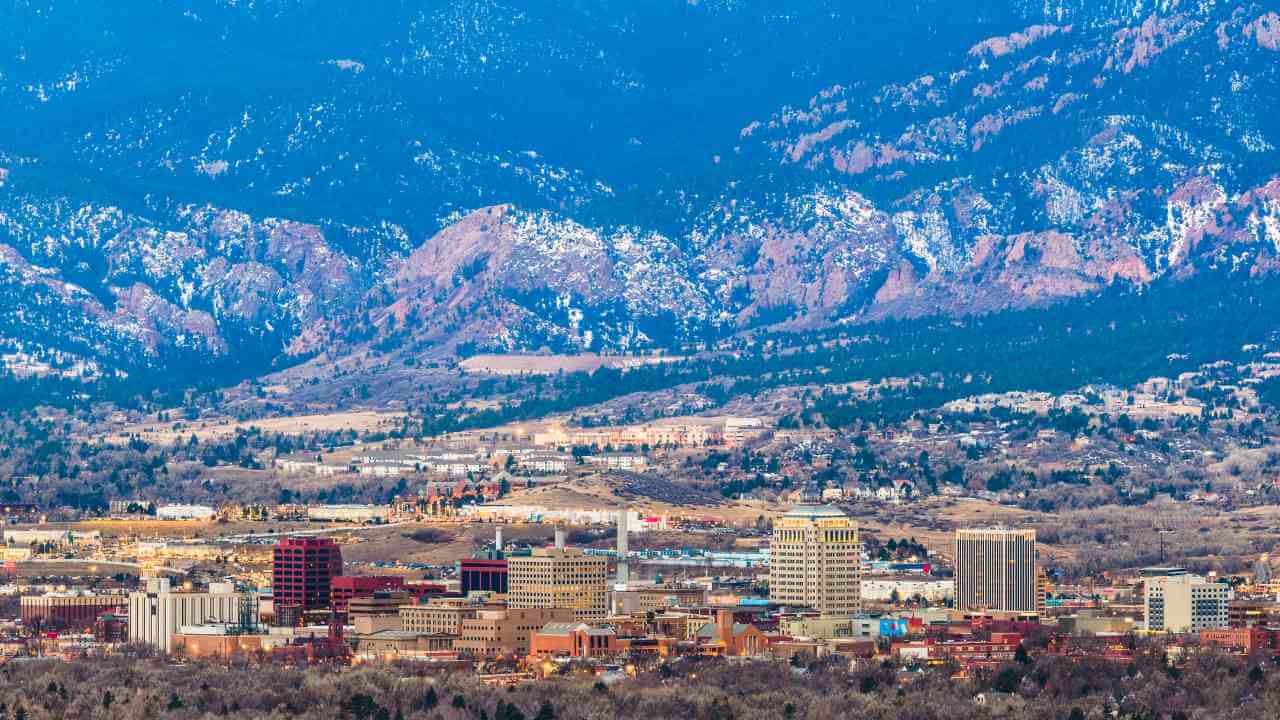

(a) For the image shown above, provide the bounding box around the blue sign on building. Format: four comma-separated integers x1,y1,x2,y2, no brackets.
879,618,909,638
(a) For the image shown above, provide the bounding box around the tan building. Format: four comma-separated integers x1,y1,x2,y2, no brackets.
348,592,411,634
173,629,274,659
400,600,482,635
635,584,707,611
354,630,455,659
455,607,574,658
955,528,1037,614
769,505,861,616
508,546,608,621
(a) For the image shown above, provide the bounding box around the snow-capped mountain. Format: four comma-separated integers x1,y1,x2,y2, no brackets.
1,1,1278,379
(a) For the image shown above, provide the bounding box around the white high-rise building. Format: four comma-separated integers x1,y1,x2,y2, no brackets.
1142,568,1231,633
955,527,1038,614
127,578,248,653
769,505,861,616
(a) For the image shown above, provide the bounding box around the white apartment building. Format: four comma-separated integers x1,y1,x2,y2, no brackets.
306,504,391,523
156,504,217,520
128,578,249,653
1143,569,1231,633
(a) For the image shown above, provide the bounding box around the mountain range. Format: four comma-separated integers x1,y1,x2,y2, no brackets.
1,0,1278,383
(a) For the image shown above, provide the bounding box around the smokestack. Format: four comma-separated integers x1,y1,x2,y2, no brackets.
616,508,630,587
555,526,566,551
495,527,504,556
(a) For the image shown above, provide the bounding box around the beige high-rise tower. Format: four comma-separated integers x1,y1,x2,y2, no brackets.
955,527,1037,614
769,505,861,616
507,533,608,621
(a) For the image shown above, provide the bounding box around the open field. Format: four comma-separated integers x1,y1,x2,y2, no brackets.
93,410,406,445
459,353,683,376
10,560,180,578
17,519,336,540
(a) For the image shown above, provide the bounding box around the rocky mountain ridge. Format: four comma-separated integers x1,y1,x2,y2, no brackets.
1,1,1278,381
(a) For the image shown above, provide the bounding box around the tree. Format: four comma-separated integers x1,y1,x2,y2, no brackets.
991,666,1022,694
420,687,439,710
495,700,526,720
534,701,556,720
167,693,183,711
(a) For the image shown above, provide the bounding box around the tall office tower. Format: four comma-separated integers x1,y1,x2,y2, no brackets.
1142,567,1231,632
507,533,608,621
272,537,344,611
955,527,1038,614
769,505,861,616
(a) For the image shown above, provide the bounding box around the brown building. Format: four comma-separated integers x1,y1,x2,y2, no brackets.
1200,627,1277,654
692,609,771,657
1228,600,1280,628
401,600,482,636
20,594,127,631
455,607,574,658
635,585,707,611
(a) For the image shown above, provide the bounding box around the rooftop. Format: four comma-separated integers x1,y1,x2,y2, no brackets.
785,504,848,518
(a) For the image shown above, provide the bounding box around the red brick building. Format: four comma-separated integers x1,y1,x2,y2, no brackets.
273,537,344,611
1200,627,1278,654
529,622,618,659
330,576,406,612
20,594,127,631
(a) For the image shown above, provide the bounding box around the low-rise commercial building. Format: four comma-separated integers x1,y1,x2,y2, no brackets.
529,622,617,659
401,600,482,636
348,592,411,634
20,593,127,631
156,504,217,520
455,607,574,658
306,504,391,523
331,576,406,612
354,630,456,659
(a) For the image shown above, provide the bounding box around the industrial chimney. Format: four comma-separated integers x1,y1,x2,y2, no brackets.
554,526,566,551
616,507,630,588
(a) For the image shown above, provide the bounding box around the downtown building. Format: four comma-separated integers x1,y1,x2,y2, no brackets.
955,527,1038,615
127,578,250,654
20,592,127,631
507,532,608,621
768,505,861,616
1142,567,1231,633
272,537,344,612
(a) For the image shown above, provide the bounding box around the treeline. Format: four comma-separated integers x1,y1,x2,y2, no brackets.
1,641,1278,720
425,272,1280,435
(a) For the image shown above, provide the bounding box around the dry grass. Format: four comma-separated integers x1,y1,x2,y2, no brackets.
93,410,406,446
